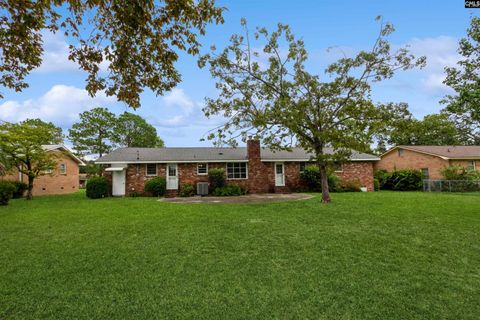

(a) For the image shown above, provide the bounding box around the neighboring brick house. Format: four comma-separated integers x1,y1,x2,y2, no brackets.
375,145,480,179
96,140,379,196
1,145,84,196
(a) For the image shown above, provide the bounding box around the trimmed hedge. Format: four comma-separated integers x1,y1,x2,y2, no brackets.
0,181,16,205
179,183,195,197
86,176,109,199
212,184,247,196
144,177,166,197
208,169,226,192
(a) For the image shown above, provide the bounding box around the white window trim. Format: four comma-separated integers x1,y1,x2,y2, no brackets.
197,163,208,175
334,163,343,173
145,163,157,176
59,163,67,175
275,162,285,187
467,160,476,171
226,162,248,180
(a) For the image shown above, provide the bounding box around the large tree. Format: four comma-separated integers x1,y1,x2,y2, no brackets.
442,16,480,144
0,0,224,108
377,111,461,151
68,107,116,158
0,119,63,200
199,18,425,202
113,112,165,148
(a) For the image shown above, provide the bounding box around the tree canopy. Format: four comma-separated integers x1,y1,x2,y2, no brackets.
0,119,63,199
113,112,165,148
199,18,425,202
0,0,224,108
442,16,480,144
68,107,117,158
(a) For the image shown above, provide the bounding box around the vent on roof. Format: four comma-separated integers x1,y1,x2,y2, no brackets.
136,150,140,160
218,152,223,155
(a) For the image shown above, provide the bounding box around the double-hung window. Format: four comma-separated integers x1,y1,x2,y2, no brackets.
146,164,157,176
226,162,247,179
197,163,208,175
59,163,67,175
467,160,476,171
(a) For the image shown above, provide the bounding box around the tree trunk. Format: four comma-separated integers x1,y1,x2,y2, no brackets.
26,175,34,200
318,162,331,203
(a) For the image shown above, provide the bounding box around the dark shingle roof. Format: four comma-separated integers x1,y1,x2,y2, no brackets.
96,147,379,163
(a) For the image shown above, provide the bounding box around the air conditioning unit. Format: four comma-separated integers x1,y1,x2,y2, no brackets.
197,182,209,196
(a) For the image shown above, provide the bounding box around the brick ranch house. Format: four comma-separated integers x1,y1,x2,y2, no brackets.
1,145,84,196
96,140,379,196
375,145,480,180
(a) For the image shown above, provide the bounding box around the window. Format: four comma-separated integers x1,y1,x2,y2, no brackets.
197,163,208,175
333,162,343,172
299,162,306,173
59,163,66,175
146,163,157,176
466,160,476,171
421,168,429,179
398,149,404,157
226,162,247,179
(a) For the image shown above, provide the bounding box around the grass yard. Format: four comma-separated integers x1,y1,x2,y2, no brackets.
0,191,479,319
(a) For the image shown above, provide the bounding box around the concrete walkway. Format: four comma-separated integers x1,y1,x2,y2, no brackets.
159,193,313,204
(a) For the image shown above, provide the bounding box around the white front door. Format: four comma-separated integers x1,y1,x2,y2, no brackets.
167,163,178,190
275,163,285,186
112,170,126,196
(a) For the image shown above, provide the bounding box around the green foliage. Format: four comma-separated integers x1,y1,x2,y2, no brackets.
68,107,117,158
442,16,480,144
86,176,109,199
199,18,425,202
0,119,61,200
0,1,224,107
113,112,164,148
0,181,15,205
441,166,480,181
212,184,247,196
300,166,341,192
144,177,166,197
208,169,226,192
374,178,380,191
9,181,28,199
378,111,461,147
378,169,423,191
340,179,362,192
179,183,196,197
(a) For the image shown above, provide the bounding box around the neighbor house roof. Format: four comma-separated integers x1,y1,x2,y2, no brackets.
95,147,379,164
383,145,480,160
42,145,85,165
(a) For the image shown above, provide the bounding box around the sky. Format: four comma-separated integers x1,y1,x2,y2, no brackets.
0,0,477,148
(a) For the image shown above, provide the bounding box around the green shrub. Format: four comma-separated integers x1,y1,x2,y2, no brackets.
0,181,16,205
389,169,423,191
128,191,143,197
300,165,341,192
374,178,380,191
441,165,480,181
10,181,27,198
86,176,109,199
340,179,362,192
212,184,247,196
374,170,391,189
179,183,195,197
144,177,166,197
208,168,226,192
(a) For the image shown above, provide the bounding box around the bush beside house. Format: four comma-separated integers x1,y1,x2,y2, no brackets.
0,181,16,205
86,176,109,199
375,169,423,191
144,177,166,197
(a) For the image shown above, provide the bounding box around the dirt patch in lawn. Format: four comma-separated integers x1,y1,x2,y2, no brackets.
159,193,313,204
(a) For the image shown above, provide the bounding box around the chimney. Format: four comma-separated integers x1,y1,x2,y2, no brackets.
247,139,261,161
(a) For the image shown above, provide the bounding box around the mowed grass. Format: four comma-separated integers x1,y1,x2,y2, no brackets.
0,191,479,319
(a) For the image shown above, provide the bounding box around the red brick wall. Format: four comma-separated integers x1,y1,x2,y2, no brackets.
117,159,374,195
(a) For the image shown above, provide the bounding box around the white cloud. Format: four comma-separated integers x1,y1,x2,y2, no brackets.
162,88,195,114
35,31,109,73
0,84,116,128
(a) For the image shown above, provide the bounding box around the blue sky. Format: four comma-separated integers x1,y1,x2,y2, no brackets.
0,0,476,147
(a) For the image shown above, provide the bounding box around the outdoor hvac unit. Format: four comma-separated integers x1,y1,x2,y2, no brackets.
197,182,209,196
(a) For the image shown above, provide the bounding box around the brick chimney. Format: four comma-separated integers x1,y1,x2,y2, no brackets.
247,139,261,161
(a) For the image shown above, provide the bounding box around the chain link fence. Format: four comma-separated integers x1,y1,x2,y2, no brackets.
423,179,480,192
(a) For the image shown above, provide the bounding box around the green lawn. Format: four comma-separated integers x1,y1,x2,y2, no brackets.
0,192,479,319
